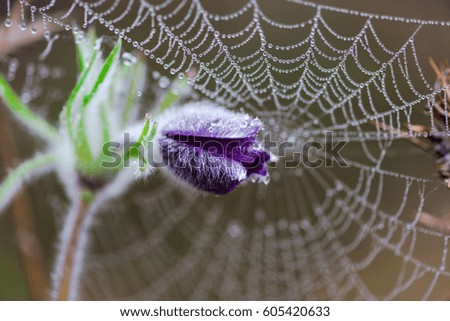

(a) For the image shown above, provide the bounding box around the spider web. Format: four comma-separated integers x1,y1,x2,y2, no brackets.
4,0,450,299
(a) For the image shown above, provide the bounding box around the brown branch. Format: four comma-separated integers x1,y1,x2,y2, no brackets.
369,119,432,152
0,1,64,300
418,212,450,235
0,105,48,300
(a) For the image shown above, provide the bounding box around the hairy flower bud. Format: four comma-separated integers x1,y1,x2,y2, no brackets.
157,103,271,194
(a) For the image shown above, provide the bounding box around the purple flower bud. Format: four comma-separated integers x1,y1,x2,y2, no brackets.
157,103,271,194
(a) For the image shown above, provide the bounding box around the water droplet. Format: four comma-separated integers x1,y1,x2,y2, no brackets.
177,73,184,80
264,225,276,237
255,208,266,222
31,27,37,34
4,19,12,27
250,118,262,127
137,91,142,97
20,22,27,30
152,70,160,79
300,219,311,230
240,121,248,128
22,92,31,104
227,222,243,238
122,52,137,66
30,6,37,12
38,65,50,78
262,175,270,185
51,67,65,79
158,76,170,89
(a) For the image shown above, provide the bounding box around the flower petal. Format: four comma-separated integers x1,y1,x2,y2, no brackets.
159,138,247,194
157,103,270,194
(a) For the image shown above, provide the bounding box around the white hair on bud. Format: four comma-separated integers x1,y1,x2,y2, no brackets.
156,101,263,139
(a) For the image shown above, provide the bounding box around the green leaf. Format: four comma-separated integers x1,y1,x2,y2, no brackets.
0,153,57,214
123,114,156,162
0,75,58,142
76,39,122,165
82,38,122,108
64,48,98,143
75,29,97,73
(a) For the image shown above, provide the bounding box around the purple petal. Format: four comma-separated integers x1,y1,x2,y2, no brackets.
157,103,271,194
159,137,247,194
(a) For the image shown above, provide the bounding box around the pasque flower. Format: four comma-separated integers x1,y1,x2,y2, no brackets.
156,103,271,194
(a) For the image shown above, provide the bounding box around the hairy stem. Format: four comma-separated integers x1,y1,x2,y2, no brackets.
52,190,94,300
52,170,134,300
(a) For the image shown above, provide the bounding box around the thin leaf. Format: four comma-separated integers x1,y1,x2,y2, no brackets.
82,38,122,108
123,114,156,161
75,29,97,73
64,48,98,142
76,39,122,164
0,74,58,141
0,152,57,214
